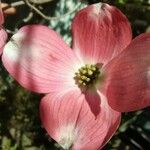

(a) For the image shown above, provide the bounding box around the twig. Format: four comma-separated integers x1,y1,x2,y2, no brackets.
119,111,143,133
2,1,25,11
29,0,54,4
23,12,34,22
6,29,16,34
24,0,82,21
10,1,25,7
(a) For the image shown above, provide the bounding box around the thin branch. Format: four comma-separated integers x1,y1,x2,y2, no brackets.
24,0,82,21
10,1,25,7
2,1,25,11
119,111,143,133
5,29,16,34
29,0,54,4
23,12,34,22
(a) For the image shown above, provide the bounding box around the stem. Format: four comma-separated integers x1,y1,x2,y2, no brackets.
10,1,25,7
2,1,25,11
119,111,143,132
25,0,82,21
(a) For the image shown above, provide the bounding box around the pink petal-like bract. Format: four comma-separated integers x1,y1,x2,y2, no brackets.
2,25,81,93
104,33,150,112
0,1,7,55
40,89,121,150
72,3,132,64
2,2,150,148
0,28,7,54
0,1,4,25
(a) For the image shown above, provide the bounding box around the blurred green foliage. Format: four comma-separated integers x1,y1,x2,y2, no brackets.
0,0,150,149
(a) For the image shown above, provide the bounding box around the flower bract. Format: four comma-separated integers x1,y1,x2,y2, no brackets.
2,2,150,149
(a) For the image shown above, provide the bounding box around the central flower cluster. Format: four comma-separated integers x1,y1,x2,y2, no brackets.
74,64,100,88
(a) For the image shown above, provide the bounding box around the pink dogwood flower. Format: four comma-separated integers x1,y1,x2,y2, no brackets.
0,1,7,54
2,2,150,149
